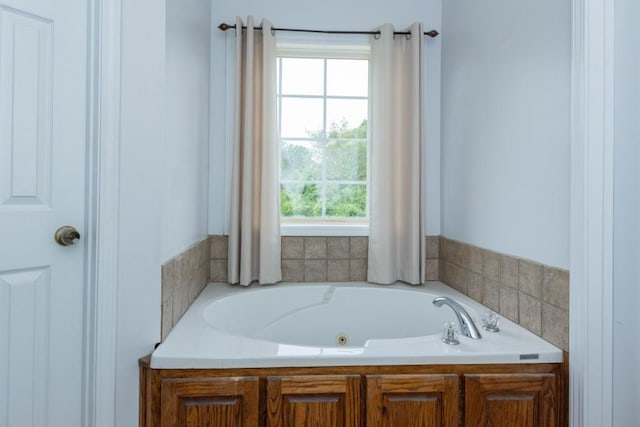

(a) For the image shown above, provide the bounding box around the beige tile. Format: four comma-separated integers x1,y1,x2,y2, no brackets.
282,259,304,281
350,237,368,259
542,302,569,350
327,259,350,281
440,261,454,286
282,237,304,259
161,258,176,289
426,235,440,259
161,296,173,340
450,263,468,294
468,245,483,274
482,249,500,280
482,278,500,312
198,237,210,261
349,259,368,281
161,262,175,340
161,237,212,341
542,267,569,310
179,282,195,321
519,292,542,335
467,272,483,302
440,238,453,263
499,285,519,322
450,240,470,269
210,259,228,282
209,235,228,259
172,279,188,328
327,237,350,259
519,259,542,298
305,237,327,259
426,259,439,281
499,254,519,289
304,260,327,281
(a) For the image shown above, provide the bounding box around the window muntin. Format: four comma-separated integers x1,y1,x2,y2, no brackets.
277,49,370,225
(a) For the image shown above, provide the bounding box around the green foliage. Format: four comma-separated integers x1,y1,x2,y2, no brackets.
280,119,368,218
281,183,322,217
326,184,367,217
280,187,293,216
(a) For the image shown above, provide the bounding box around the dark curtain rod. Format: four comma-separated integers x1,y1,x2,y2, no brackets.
217,22,439,38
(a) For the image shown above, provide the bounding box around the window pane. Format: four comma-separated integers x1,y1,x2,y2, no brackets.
281,183,322,217
327,59,368,97
326,99,368,137
281,58,324,95
280,98,323,138
326,140,367,181
326,184,367,218
281,140,322,181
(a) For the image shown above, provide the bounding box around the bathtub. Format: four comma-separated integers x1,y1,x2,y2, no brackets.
151,281,562,369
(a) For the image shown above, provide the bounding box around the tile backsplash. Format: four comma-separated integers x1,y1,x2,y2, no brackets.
161,237,209,340
281,236,368,282
210,235,441,283
438,237,569,351
163,234,569,351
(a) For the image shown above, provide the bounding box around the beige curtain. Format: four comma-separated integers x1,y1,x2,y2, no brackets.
368,23,426,284
228,17,282,285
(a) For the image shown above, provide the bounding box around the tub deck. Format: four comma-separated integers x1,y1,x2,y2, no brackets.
151,281,562,369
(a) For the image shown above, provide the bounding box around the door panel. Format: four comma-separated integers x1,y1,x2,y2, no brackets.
267,375,361,427
0,268,50,426
366,374,460,427
160,377,260,427
465,374,558,427
0,7,53,208
0,0,88,425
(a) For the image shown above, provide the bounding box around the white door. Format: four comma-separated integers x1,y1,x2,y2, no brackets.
0,0,88,426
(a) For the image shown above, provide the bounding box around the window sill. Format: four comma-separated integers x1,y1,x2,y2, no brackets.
281,223,369,237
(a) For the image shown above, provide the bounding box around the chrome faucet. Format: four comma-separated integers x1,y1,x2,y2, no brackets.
433,297,482,339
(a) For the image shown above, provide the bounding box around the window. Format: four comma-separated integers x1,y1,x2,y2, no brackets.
277,44,370,235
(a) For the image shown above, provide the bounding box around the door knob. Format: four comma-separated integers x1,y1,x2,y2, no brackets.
55,226,80,246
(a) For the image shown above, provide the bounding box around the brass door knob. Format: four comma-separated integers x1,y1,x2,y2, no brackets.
55,226,81,246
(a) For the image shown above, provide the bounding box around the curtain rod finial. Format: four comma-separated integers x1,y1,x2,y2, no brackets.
425,30,439,38
218,23,233,31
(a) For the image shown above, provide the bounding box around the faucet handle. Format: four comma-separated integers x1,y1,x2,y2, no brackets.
481,311,500,332
441,322,460,345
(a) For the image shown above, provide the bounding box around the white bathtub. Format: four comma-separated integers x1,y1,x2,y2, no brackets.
151,281,562,369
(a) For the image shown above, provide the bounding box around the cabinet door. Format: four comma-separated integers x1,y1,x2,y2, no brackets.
366,374,460,427
465,374,558,427
266,375,361,427
160,376,259,427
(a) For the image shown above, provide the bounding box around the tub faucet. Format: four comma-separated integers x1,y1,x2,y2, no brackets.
433,297,482,339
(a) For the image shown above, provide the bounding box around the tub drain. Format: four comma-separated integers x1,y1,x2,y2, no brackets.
335,333,349,346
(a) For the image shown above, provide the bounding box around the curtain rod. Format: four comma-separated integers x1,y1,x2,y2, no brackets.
217,23,439,38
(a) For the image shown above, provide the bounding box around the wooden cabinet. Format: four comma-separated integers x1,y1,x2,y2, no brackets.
140,359,565,427
158,377,259,427
465,374,559,427
366,374,460,427
266,375,361,427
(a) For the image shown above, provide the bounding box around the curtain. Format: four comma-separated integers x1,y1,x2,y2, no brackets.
228,17,282,285
368,23,426,285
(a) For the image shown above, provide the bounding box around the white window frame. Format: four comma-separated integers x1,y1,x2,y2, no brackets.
276,38,371,237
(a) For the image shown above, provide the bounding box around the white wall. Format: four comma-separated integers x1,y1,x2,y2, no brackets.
441,0,571,268
116,1,211,425
208,0,442,235
163,0,211,261
117,0,165,425
612,0,640,423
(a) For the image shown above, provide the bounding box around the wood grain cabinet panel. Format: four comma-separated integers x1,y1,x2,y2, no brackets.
140,358,565,427
160,376,259,427
465,374,558,427
366,374,460,427
266,375,361,427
